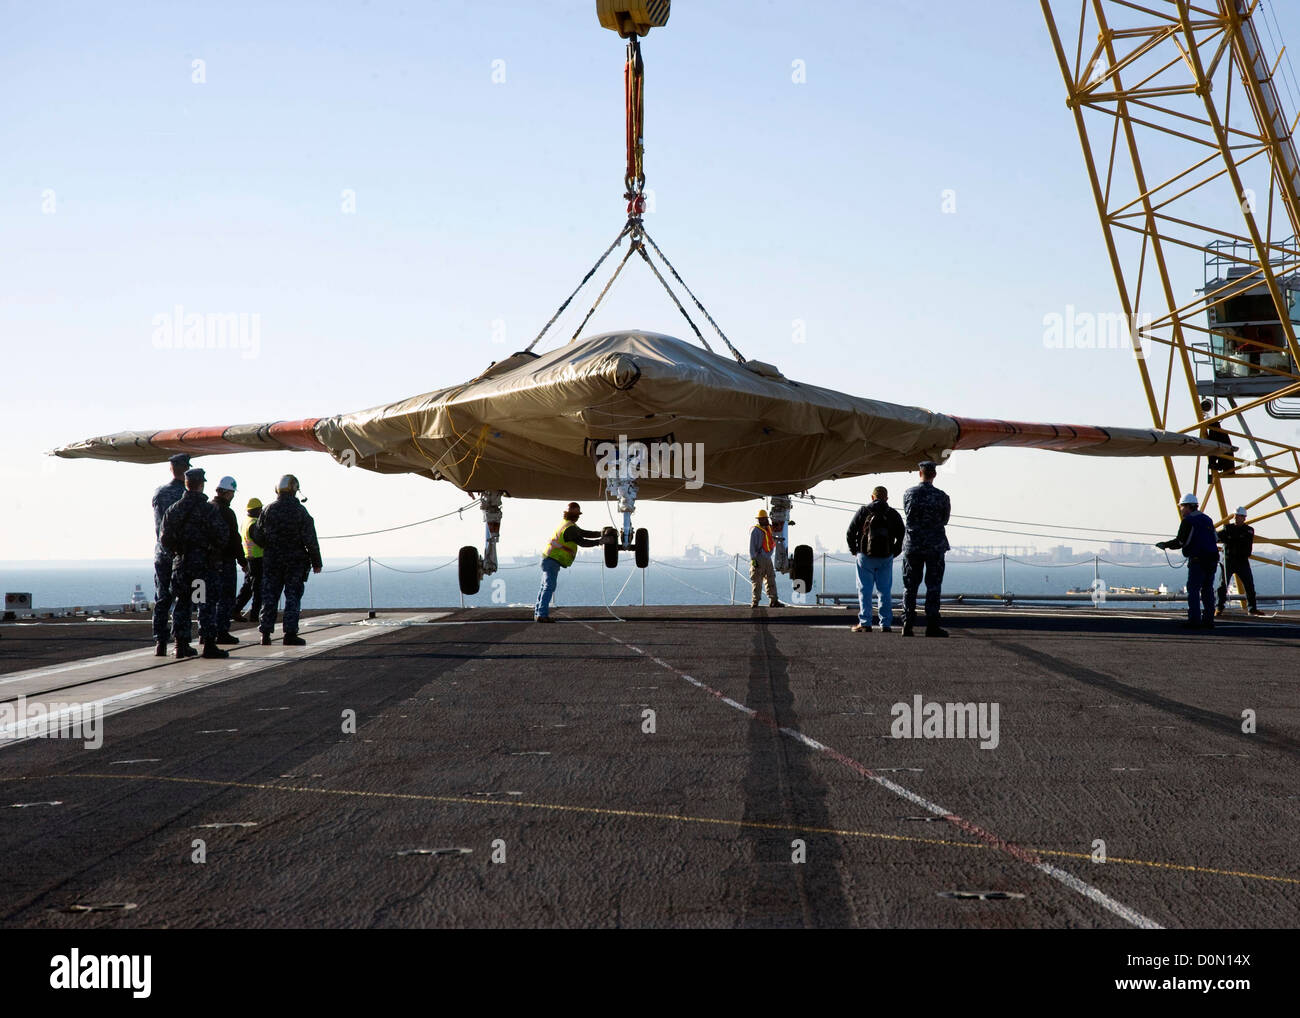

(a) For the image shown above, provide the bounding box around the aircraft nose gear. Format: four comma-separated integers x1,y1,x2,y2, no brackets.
458,491,503,596
602,446,651,570
769,495,814,598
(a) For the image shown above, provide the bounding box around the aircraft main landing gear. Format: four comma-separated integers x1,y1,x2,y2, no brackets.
601,444,651,570
458,491,503,596
769,495,814,598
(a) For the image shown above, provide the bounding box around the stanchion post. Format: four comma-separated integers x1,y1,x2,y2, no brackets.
821,552,826,595
367,556,375,619
1001,553,1006,596
730,554,738,605
642,566,646,607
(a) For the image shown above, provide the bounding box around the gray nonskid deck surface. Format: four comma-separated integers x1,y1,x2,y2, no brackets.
0,606,1295,929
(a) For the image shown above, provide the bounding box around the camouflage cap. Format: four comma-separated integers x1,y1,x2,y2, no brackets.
169,453,192,468
184,467,206,484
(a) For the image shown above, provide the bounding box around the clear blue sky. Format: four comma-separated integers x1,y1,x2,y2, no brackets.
4,0,1299,561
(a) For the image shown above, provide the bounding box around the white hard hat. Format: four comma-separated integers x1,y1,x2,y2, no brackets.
277,474,300,493
1178,493,1199,506
217,475,237,492
1235,506,1247,516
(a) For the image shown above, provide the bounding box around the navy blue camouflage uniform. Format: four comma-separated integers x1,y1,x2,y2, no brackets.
214,498,248,634
159,491,226,643
258,494,323,637
151,477,186,643
901,480,951,629
1161,511,1220,624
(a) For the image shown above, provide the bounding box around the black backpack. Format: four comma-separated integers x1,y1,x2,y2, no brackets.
861,506,893,558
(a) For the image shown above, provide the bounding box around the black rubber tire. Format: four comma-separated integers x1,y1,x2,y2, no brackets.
604,536,619,569
634,528,650,569
458,546,481,595
792,544,814,596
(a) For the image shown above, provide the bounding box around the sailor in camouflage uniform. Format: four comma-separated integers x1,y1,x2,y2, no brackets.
211,475,248,643
151,453,191,656
158,467,229,659
900,460,951,638
256,474,323,646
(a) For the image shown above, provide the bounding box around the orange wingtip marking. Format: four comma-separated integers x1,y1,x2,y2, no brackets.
150,419,326,454
268,419,327,452
950,417,1109,451
151,427,240,453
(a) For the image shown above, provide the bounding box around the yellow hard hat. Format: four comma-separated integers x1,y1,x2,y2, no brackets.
246,497,263,510
756,509,769,521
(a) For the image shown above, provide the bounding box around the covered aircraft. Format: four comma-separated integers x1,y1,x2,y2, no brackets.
53,328,1232,595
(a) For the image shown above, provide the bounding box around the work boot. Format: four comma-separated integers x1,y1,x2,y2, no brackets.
880,625,893,633
901,623,914,637
233,611,246,623
1249,607,1264,616
201,639,229,659
750,601,759,608
216,631,240,645
850,623,868,633
283,634,306,646
925,626,950,638
1214,607,1224,617
260,632,272,646
769,600,784,608
174,639,197,659
154,640,168,657
534,616,555,624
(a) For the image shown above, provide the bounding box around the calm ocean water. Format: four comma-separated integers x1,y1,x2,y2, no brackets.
1,555,1291,612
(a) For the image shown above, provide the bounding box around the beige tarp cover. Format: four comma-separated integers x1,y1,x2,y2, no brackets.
55,331,1231,502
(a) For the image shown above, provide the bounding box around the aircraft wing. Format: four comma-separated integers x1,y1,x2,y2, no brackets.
52,419,330,463
945,416,1222,457
52,331,1233,502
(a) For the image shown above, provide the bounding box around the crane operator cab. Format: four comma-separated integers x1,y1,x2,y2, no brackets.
1199,239,1300,397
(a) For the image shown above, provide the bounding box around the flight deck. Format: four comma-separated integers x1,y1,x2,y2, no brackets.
0,605,1295,930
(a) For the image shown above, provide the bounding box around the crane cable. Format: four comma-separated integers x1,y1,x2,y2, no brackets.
625,34,646,215
531,29,746,364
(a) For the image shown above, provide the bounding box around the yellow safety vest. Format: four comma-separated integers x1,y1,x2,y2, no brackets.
243,516,264,559
753,524,775,553
544,520,579,567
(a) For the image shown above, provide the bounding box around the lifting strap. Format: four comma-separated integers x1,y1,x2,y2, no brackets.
527,29,746,365
525,222,633,353
625,34,646,215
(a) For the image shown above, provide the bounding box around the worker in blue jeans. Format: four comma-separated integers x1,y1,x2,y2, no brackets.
846,486,905,632
1156,493,1220,629
534,502,608,622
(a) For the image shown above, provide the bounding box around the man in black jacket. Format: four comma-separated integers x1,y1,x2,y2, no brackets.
847,486,905,633
256,475,323,646
212,476,248,643
1216,507,1261,616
